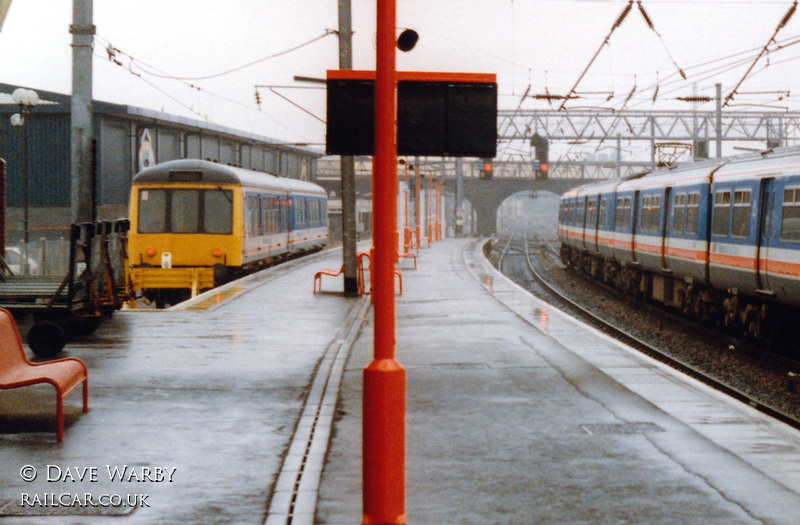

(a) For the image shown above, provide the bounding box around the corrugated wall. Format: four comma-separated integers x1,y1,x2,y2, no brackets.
0,112,71,207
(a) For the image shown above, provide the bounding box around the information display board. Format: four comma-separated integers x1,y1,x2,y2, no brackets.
326,70,497,158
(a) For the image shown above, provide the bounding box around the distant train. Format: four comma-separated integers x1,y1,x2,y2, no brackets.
128,159,329,307
558,147,800,343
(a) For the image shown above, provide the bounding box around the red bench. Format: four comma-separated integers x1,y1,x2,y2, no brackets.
313,264,345,294
0,309,88,441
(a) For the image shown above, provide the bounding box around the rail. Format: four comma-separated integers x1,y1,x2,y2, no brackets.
500,229,800,431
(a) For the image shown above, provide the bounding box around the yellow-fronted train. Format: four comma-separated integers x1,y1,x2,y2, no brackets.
127,159,328,307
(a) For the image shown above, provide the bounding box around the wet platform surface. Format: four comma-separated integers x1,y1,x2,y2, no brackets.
0,251,362,524
1,239,800,524
316,239,800,524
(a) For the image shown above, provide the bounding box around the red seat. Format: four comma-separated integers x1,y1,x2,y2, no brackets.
313,264,345,294
0,309,88,441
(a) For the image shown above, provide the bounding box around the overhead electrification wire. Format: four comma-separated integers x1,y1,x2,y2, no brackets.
637,1,687,80
724,0,798,106
560,0,634,110
97,30,335,82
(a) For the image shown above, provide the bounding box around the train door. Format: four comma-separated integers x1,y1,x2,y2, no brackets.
756,178,775,292
578,197,587,249
631,190,640,263
586,196,600,253
661,187,672,270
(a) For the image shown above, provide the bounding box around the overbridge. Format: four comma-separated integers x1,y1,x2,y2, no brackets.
317,159,595,236
443,176,591,236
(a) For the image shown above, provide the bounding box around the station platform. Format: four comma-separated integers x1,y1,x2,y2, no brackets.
0,239,799,524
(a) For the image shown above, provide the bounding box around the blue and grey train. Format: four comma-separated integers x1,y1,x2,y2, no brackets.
558,147,800,342
128,159,329,306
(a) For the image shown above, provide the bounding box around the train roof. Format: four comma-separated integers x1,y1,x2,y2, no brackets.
564,146,800,198
132,159,326,196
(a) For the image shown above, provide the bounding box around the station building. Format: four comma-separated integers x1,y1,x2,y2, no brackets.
0,83,324,244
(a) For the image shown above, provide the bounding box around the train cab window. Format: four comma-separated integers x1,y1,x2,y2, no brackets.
138,190,167,233
673,193,687,233
686,193,700,234
781,187,800,241
731,190,751,238
204,190,233,234
171,190,200,233
139,188,233,235
712,190,731,236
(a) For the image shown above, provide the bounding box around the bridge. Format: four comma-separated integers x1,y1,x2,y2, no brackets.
317,158,593,236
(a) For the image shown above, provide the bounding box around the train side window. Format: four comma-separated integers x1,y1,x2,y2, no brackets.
204,190,233,234
138,189,167,233
171,190,200,233
731,190,751,238
260,196,268,235
577,200,585,225
673,193,686,233
781,187,800,241
686,193,700,234
615,198,624,229
712,190,731,236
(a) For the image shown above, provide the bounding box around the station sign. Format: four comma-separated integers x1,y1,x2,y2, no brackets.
326,70,497,158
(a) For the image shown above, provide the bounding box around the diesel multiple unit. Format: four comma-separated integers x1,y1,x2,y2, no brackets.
128,159,328,306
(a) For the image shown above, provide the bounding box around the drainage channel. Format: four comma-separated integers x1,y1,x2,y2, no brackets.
264,295,370,525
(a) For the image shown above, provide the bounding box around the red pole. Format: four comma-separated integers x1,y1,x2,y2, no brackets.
363,0,406,522
436,178,442,240
427,176,433,247
415,172,422,253
403,163,411,252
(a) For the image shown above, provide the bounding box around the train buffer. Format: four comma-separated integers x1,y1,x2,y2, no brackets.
0,219,131,358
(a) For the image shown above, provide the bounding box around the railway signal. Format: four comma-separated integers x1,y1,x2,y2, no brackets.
480,158,494,179
531,133,549,179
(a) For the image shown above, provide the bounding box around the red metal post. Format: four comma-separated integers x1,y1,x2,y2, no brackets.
403,163,412,252
415,172,423,253
362,0,406,523
436,178,442,240
427,176,433,247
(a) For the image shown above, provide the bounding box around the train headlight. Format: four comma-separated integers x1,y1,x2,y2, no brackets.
146,247,156,257
213,248,224,258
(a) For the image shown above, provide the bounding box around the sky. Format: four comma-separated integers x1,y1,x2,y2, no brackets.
2,0,800,162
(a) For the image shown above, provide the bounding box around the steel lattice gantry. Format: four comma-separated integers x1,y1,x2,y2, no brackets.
499,108,800,146
496,108,800,179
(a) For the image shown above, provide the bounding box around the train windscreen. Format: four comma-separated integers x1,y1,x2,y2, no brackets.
138,189,232,234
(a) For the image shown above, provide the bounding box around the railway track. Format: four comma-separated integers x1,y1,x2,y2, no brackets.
494,229,800,430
